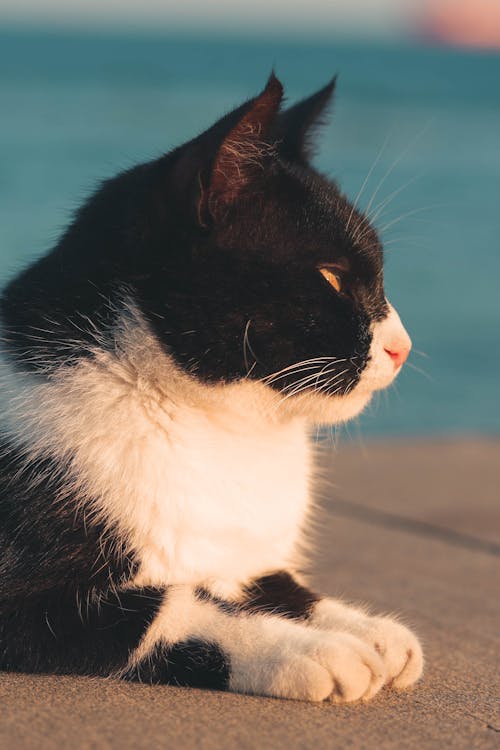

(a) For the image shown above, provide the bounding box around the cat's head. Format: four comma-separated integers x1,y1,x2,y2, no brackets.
3,74,411,424
138,73,411,422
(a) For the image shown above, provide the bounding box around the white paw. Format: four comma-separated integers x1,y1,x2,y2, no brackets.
229,629,386,703
311,600,424,689
353,616,424,689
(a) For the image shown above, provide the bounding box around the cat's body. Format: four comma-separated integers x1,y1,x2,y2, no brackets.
0,75,423,701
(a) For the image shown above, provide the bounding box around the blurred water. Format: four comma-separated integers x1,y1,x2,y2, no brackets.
0,27,499,437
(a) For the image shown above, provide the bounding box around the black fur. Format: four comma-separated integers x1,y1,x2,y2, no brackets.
0,442,136,600
0,587,164,676
241,572,319,620
125,640,230,689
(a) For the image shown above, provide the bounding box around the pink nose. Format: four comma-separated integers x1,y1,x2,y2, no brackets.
384,345,410,369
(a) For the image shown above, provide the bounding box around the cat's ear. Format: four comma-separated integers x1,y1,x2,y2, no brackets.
203,73,283,223
274,76,337,166
172,74,283,227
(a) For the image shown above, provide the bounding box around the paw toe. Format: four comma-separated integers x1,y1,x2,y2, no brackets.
391,639,424,689
371,618,424,689
318,633,386,704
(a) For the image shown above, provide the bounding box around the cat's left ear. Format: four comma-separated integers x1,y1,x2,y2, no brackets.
169,74,283,228
274,76,337,166
203,73,284,223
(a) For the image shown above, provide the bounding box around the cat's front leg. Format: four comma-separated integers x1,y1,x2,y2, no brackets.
125,585,386,702
241,572,423,690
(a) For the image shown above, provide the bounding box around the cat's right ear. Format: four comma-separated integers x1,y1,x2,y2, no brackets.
273,77,337,166
170,74,283,228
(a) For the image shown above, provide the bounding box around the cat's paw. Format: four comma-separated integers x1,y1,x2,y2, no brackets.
229,630,386,703
356,616,423,688
311,600,423,689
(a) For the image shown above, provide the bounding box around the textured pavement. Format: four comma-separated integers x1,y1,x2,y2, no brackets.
1,438,498,749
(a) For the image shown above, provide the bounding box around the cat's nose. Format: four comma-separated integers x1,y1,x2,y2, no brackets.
380,301,412,369
384,338,411,368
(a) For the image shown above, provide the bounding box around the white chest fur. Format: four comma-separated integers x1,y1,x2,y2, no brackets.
0,316,313,591
129,402,312,588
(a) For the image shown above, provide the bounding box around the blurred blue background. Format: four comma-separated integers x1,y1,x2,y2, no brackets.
0,2,499,438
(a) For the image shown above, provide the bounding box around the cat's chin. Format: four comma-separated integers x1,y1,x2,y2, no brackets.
221,378,374,426
280,388,375,425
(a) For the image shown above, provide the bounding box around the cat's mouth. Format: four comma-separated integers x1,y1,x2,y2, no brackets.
273,302,411,424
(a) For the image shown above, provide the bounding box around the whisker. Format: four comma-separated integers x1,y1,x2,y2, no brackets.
243,319,260,374
274,374,326,407
243,320,251,373
284,360,353,392
275,366,351,410
266,363,324,383
280,366,336,397
367,173,423,226
391,380,403,403
321,384,343,399
273,385,313,413
345,130,392,234
309,360,351,391
412,348,430,359
265,360,342,386
355,205,445,247
262,356,335,381
245,360,257,377
377,205,447,236
406,361,434,382
361,119,433,228
318,368,350,394
382,235,422,246
262,356,346,384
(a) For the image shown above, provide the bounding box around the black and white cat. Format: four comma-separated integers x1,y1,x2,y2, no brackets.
0,75,423,701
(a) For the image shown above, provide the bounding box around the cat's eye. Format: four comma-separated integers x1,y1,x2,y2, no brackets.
319,267,342,293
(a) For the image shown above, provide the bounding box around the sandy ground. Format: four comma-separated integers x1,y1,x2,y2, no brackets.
0,438,498,749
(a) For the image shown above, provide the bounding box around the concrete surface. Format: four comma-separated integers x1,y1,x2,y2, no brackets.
1,438,499,749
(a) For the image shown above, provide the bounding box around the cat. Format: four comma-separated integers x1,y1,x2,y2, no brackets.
0,73,423,702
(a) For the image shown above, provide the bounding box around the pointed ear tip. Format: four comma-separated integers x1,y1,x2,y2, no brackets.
264,71,284,100
323,74,338,96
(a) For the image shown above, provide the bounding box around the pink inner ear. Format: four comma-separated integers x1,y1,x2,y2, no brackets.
209,75,283,213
